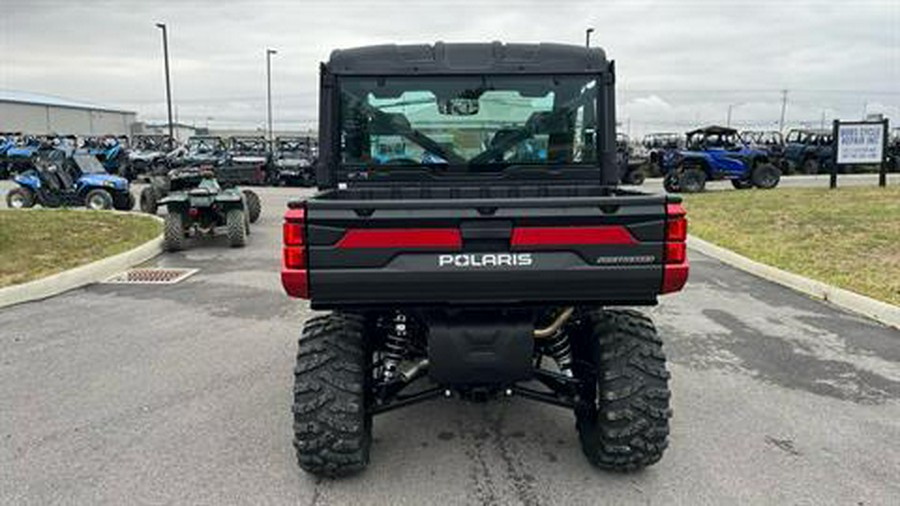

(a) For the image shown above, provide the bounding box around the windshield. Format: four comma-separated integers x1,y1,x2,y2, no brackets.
339,75,599,174
187,137,225,154
232,138,267,155
72,153,106,174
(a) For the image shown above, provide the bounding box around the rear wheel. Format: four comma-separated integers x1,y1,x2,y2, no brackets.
624,168,645,185
226,208,247,247
662,173,680,193
84,189,113,210
572,309,672,472
751,163,781,189
802,158,820,174
731,179,753,190
163,212,186,251
114,192,135,211
242,189,261,223
293,312,371,477
679,168,706,193
6,187,35,208
139,187,159,214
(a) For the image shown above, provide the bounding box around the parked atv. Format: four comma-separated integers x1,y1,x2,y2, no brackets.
219,136,273,186
128,134,173,178
81,136,131,180
158,171,261,251
783,129,834,174
2,136,42,176
274,136,316,187
6,151,134,210
141,164,263,221
616,132,646,185
663,126,780,193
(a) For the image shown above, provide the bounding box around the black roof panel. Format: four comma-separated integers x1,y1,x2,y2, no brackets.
327,42,608,75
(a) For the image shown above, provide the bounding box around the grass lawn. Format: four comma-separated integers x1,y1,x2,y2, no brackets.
682,186,900,306
0,209,161,288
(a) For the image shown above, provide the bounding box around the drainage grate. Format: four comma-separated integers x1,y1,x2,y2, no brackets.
103,268,198,285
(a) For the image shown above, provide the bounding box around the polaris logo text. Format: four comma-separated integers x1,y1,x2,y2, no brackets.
438,253,533,268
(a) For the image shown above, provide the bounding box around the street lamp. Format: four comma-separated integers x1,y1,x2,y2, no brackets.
585,28,595,48
266,48,277,150
156,23,175,149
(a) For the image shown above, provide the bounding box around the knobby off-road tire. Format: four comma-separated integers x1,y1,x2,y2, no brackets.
84,189,113,210
678,168,706,193
802,158,820,175
293,312,371,477
751,163,781,189
242,190,262,223
6,187,35,208
226,208,247,247
572,309,672,472
140,186,159,215
730,178,753,190
163,212,185,252
662,173,680,193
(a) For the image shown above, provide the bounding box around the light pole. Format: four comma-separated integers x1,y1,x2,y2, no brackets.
156,23,174,148
266,48,277,149
585,28,595,48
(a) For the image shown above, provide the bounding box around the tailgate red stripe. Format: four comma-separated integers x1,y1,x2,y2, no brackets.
336,229,463,249
511,226,636,246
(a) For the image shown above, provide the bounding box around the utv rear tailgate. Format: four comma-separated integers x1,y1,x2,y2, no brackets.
286,189,686,307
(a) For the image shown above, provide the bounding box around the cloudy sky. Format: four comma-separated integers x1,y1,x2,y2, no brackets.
1,0,898,136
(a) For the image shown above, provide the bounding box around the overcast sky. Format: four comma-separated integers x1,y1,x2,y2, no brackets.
1,0,898,135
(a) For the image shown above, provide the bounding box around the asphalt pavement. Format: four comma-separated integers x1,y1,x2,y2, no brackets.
1,186,899,505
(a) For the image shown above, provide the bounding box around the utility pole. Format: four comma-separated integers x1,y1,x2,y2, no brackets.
585,28,594,48
156,23,174,148
778,89,788,133
266,48,277,149
820,110,826,130
727,104,733,127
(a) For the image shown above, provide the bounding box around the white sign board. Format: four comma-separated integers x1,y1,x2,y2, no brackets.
836,122,885,164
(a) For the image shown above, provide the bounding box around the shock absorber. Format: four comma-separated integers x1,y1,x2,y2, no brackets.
544,330,573,377
535,307,575,377
382,312,408,381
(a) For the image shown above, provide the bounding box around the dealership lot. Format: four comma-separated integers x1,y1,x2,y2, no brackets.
1,187,898,505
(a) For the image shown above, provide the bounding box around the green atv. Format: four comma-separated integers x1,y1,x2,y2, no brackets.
159,172,262,252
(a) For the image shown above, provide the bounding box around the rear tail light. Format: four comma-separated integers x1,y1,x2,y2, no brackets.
662,202,689,294
281,205,309,298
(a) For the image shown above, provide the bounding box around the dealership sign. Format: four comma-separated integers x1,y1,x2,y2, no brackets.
836,122,885,164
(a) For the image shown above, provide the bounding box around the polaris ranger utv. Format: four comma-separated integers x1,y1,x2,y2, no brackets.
282,42,689,477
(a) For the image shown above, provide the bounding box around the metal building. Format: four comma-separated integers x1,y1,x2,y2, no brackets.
0,90,137,136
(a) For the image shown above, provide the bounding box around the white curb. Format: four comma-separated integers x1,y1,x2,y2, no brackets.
0,212,164,309
688,235,900,330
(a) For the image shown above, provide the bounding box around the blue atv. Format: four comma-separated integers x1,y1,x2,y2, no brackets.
1,136,42,177
0,135,16,178
6,151,134,210
81,136,132,180
662,126,781,193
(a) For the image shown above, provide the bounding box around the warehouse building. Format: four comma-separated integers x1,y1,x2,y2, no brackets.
0,90,137,136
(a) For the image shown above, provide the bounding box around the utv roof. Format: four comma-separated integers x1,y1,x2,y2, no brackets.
327,42,608,75
686,125,738,136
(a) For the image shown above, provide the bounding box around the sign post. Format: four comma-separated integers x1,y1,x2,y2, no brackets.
831,119,889,189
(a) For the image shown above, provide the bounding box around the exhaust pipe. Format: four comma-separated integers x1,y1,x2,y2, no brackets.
534,307,574,339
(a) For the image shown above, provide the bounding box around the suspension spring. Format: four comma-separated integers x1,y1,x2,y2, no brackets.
544,330,573,377
382,312,409,381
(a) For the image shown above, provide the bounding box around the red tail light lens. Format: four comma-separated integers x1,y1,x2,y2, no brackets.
665,242,686,264
282,205,309,299
284,222,305,246
283,246,306,269
665,204,687,242
662,202,689,294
